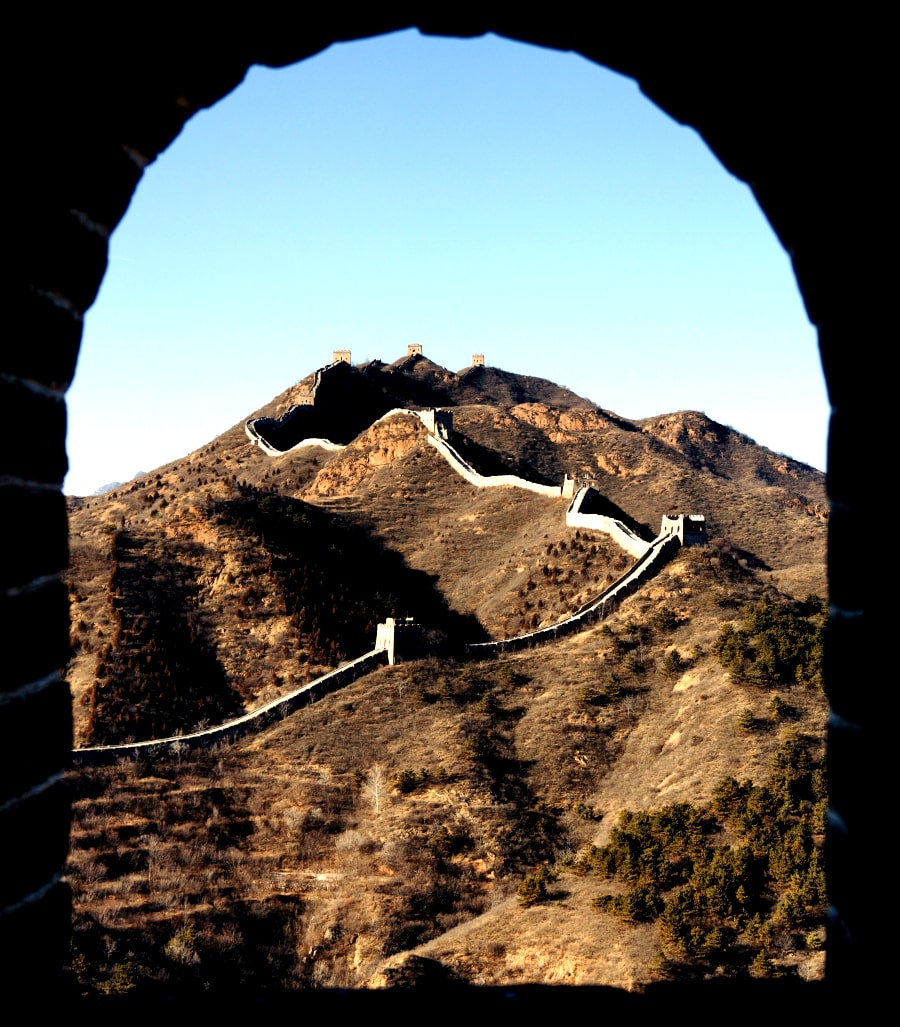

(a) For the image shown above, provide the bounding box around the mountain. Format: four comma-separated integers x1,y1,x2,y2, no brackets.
91,474,145,496
63,352,828,994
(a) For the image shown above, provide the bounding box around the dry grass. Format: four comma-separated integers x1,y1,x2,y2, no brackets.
64,548,827,994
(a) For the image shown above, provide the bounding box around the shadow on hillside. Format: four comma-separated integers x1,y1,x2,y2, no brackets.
447,431,558,487
66,752,308,991
249,364,397,449
85,531,245,746
217,489,489,654
576,487,655,541
249,359,457,451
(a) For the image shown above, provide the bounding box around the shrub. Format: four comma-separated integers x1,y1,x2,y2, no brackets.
517,866,555,908
768,693,788,721
496,664,518,687
461,729,495,762
478,691,500,716
100,962,140,994
737,708,756,732
622,651,648,675
430,825,456,859
649,948,675,979
592,883,663,923
572,801,598,821
164,922,200,965
662,649,688,678
391,769,426,794
602,673,622,699
652,607,680,632
714,595,825,690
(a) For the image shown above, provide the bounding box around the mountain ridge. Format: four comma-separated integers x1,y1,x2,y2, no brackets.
63,353,828,994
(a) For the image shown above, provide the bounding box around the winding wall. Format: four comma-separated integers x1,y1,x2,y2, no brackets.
77,407,686,761
466,533,680,656
565,487,651,558
249,403,568,497
73,647,389,767
424,429,563,497
245,360,343,453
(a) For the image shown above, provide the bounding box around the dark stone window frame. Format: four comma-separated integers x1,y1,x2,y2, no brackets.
5,13,881,996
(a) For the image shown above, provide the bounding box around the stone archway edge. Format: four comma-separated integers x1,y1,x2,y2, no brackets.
11,14,878,983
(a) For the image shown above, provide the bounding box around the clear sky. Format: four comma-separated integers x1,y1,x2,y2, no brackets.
64,29,829,496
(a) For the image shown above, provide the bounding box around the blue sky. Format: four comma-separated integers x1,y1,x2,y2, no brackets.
64,29,829,496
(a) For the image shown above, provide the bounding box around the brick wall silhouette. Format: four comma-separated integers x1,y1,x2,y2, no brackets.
7,11,879,995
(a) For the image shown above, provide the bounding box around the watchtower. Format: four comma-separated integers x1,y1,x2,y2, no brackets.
659,513,708,545
420,408,453,439
375,617,424,665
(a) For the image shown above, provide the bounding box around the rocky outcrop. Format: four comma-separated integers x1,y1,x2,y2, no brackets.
306,417,426,497
510,402,609,436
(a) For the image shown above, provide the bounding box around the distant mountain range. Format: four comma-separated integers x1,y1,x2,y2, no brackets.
92,473,146,496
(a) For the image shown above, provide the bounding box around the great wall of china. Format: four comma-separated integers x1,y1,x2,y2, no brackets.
73,350,705,765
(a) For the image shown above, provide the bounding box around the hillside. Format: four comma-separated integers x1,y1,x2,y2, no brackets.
62,353,828,995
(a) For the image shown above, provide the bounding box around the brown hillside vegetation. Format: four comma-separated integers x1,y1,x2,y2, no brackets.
63,357,827,995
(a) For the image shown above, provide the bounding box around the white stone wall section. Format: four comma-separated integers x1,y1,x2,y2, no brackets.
73,646,389,766
565,487,652,558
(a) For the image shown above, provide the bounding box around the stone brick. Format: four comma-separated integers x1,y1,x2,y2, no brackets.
0,676,71,806
826,406,872,511
0,378,68,485
0,878,71,987
20,207,109,315
826,504,870,616
826,713,879,984
0,578,69,693
0,486,68,590
0,780,70,912
8,289,83,389
57,140,145,239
